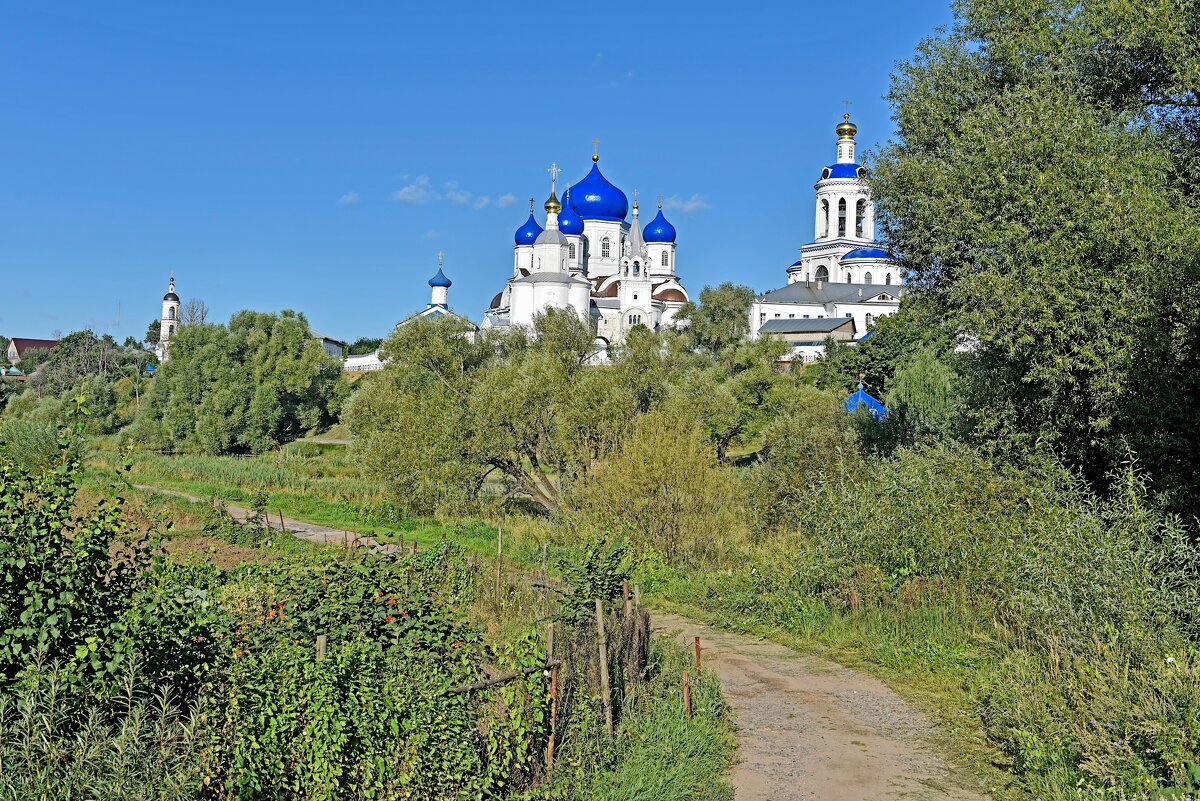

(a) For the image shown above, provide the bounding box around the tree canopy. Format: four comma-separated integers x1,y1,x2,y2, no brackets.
126,310,346,453
868,0,1200,505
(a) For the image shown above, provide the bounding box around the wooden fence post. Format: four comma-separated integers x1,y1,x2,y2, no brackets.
682,670,692,720
595,598,614,738
694,636,702,677
278,510,286,535
546,664,559,776
316,634,328,661
495,524,504,605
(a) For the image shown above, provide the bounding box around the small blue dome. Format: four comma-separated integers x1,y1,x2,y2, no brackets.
845,383,886,419
558,197,584,235
840,247,890,261
643,208,677,243
822,163,865,180
564,162,628,222
789,259,803,267
514,212,544,246
428,268,451,288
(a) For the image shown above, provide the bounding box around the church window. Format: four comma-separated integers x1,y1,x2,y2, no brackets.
661,251,668,267
168,307,176,320
788,314,795,318
628,314,642,325
774,313,780,318
885,273,892,285
633,262,640,275
845,313,853,318
601,237,611,258
168,324,175,336
866,313,874,327
759,313,766,324
803,314,809,319
846,274,852,283
864,272,873,284
820,200,829,238
837,199,847,237
855,199,866,237
633,294,638,300
569,243,575,259
815,265,829,282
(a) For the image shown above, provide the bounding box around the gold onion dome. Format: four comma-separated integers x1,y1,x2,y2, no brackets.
836,113,858,138
544,191,562,214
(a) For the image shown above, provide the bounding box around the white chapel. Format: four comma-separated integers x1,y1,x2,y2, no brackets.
483,147,690,353
749,115,903,362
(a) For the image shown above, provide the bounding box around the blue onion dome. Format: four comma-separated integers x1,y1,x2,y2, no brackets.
643,207,676,243
822,163,866,180
428,268,451,288
564,161,628,222
840,246,889,261
514,210,544,246
558,191,585,235
789,260,803,268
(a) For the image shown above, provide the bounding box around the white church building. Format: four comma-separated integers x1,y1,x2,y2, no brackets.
343,253,478,372
749,115,903,362
483,148,690,353
155,274,180,362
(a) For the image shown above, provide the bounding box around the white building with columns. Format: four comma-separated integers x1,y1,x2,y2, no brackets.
748,114,903,362
483,149,690,353
155,274,180,362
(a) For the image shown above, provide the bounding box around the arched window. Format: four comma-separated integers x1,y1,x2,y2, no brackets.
168,307,176,320
837,198,847,237
815,265,829,282
855,199,866,238
866,313,874,327
864,272,873,284
601,237,611,258
885,273,892,285
661,251,668,267
628,313,641,326
633,262,640,275
168,324,174,336
846,273,852,284
569,243,575,259
820,199,829,238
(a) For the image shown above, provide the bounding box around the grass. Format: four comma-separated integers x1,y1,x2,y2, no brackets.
584,640,735,801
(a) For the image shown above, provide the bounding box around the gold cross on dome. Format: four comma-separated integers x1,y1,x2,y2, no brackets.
547,162,560,191
843,99,852,116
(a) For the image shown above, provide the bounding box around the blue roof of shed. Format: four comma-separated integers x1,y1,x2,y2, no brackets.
844,382,885,419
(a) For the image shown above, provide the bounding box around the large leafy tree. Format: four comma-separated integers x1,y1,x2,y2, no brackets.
872,0,1200,502
675,283,757,356
127,310,346,453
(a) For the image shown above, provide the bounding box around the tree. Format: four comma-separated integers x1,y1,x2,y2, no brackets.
675,283,756,355
146,319,161,346
871,0,1200,504
346,310,656,515
127,310,346,453
347,337,383,355
0,336,9,365
179,298,208,326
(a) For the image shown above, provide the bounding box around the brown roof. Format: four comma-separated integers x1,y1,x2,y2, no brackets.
8,338,59,358
654,288,687,303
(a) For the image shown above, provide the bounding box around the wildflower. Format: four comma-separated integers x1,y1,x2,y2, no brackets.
384,616,395,623
1088,720,1097,731
1166,656,1176,665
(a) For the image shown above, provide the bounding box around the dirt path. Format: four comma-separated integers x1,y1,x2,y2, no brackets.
655,613,988,801
137,483,985,799
134,484,398,553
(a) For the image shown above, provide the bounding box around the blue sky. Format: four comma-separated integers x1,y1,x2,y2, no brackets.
0,1,955,343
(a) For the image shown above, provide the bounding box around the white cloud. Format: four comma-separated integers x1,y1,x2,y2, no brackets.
420,229,442,240
662,193,711,213
443,181,473,205
391,177,515,211
392,175,435,203
337,192,360,206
